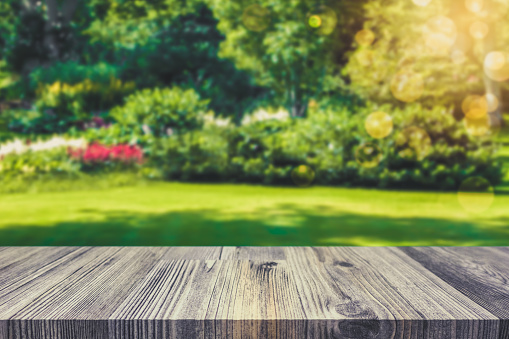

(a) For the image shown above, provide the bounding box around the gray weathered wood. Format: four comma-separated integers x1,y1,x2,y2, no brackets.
400,247,509,339
0,247,508,338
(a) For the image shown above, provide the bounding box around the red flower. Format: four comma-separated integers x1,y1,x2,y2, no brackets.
68,143,143,165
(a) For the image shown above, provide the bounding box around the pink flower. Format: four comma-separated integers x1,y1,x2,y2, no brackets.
69,143,143,165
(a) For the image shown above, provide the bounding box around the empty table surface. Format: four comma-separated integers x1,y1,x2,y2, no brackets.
0,247,508,339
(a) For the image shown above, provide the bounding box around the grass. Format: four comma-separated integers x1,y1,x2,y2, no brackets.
1,126,508,247
1,181,509,246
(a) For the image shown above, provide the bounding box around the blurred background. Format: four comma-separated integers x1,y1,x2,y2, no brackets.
0,0,508,246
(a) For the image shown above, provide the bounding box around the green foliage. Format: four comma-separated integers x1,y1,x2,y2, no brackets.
208,0,366,117
83,123,145,147
0,148,80,181
6,78,135,134
149,104,503,189
84,0,198,48
111,87,209,139
29,62,120,88
150,125,230,181
88,3,270,118
0,171,143,194
375,104,503,189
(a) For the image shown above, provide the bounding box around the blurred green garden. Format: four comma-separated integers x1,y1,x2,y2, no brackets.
1,0,509,246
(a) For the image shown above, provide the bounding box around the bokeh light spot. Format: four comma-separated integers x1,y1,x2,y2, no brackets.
355,29,375,47
308,99,318,108
451,50,467,64
306,6,337,36
291,165,315,187
424,16,457,54
365,112,393,139
355,143,383,168
469,21,489,40
390,70,424,103
355,49,374,67
465,0,483,13
484,51,509,82
485,93,499,112
462,95,488,119
464,114,490,136
412,0,432,7
457,176,494,214
396,127,432,161
308,15,322,28
242,4,271,32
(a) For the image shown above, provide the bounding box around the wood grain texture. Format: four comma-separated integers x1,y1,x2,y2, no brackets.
400,247,509,339
0,247,508,339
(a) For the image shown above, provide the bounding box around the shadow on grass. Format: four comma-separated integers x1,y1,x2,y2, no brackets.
1,206,509,246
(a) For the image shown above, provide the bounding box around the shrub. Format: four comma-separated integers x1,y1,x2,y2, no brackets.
0,137,143,185
111,87,209,139
7,78,135,134
0,147,80,181
150,103,503,190
29,62,119,88
374,104,503,190
150,124,230,181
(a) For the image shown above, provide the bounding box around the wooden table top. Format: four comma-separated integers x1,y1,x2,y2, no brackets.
0,247,508,339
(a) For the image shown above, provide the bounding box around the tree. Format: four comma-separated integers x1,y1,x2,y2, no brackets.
84,0,271,118
343,0,509,125
207,0,366,117
0,0,84,75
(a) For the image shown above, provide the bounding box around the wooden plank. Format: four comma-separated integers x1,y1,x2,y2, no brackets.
284,247,499,339
159,246,223,260
0,320,6,339
219,246,286,260
400,247,509,339
0,247,79,287
0,247,507,339
0,247,98,318
6,248,168,339
109,259,306,338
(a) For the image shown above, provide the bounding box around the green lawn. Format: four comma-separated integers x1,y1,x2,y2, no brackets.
2,128,509,247
1,181,509,246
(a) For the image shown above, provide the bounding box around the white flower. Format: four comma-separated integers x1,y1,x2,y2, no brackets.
142,124,152,135
202,112,232,128
22,165,35,174
66,138,87,149
0,139,27,157
242,107,290,125
0,136,87,156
